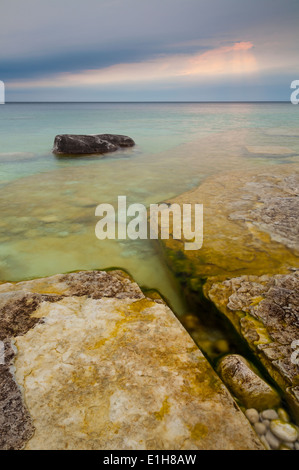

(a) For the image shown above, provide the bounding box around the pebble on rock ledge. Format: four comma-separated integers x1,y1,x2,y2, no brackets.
265,431,280,450
254,423,267,436
217,355,281,411
245,409,260,424
261,410,279,421
270,420,298,443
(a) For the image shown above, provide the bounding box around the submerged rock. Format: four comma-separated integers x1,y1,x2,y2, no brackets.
270,420,298,443
261,410,279,421
218,355,280,410
265,430,280,450
245,146,296,157
158,166,298,284
0,270,263,450
53,134,135,155
0,152,36,162
254,422,267,436
245,408,260,424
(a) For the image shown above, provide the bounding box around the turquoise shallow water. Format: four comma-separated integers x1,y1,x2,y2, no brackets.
0,102,299,314
1,102,299,182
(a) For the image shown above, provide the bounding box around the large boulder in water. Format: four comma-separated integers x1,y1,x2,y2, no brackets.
53,134,135,155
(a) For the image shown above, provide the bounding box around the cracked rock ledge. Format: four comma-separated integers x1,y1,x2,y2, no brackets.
0,270,263,450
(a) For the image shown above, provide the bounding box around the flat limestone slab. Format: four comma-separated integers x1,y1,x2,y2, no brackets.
245,146,296,156
264,128,299,137
158,165,299,284
0,270,263,450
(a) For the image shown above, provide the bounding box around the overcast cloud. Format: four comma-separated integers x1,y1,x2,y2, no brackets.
1,0,298,101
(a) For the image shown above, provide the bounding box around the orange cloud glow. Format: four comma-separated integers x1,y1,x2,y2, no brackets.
184,42,257,76
8,42,258,90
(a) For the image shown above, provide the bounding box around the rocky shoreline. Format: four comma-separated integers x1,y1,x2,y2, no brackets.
209,271,299,422
1,163,298,450
157,165,299,442
0,270,263,450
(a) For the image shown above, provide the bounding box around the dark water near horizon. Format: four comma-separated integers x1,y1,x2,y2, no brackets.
0,102,299,315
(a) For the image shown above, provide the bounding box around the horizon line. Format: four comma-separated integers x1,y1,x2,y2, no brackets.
4,100,291,104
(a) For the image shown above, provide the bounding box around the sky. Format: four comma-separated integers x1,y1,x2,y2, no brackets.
1,0,299,101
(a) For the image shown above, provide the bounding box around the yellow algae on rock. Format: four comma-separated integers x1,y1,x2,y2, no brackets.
157,166,299,421
154,396,170,421
159,166,298,285
0,270,263,450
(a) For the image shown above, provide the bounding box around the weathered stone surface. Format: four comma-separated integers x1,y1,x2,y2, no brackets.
158,166,298,287
270,420,298,443
0,270,263,450
0,291,62,340
97,134,135,148
209,271,299,421
158,166,299,420
53,134,135,155
217,355,280,410
0,341,35,450
228,175,299,251
0,289,64,450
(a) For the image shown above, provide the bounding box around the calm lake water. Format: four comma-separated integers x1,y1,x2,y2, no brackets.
0,102,299,315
